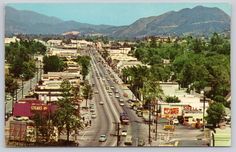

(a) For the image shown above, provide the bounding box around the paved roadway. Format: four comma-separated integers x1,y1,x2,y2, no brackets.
83,48,149,147
78,49,122,147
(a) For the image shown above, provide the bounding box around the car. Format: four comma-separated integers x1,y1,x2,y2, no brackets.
13,116,29,121
99,101,104,105
109,93,113,96
124,135,133,145
99,135,107,142
94,90,99,94
91,113,96,119
172,119,179,125
120,102,125,106
90,107,95,112
115,95,120,98
121,130,127,136
106,86,109,90
115,90,119,93
137,138,145,146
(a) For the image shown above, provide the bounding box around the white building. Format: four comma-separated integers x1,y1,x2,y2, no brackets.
5,36,20,44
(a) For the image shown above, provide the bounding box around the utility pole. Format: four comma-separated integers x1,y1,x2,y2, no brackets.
148,101,152,145
117,122,120,147
201,90,206,131
155,100,158,141
20,74,24,99
203,95,206,131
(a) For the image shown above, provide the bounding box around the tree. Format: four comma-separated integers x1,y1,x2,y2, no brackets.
76,56,91,80
140,78,163,143
140,78,163,105
124,65,150,99
206,102,225,128
43,56,66,73
5,74,19,97
53,80,83,142
82,81,93,107
165,96,181,103
150,37,157,48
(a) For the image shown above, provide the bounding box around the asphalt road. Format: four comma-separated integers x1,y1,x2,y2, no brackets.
87,49,149,147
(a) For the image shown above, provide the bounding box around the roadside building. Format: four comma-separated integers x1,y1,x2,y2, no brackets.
48,48,79,60
4,36,20,44
47,39,62,47
182,109,204,127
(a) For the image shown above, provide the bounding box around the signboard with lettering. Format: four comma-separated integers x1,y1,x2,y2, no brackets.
31,105,48,111
164,108,179,115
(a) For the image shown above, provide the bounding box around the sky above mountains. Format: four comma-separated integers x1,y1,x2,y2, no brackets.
7,3,231,26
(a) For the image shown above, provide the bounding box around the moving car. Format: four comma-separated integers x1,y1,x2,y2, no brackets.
99,135,107,142
124,135,133,145
91,113,96,119
94,90,99,94
121,130,127,136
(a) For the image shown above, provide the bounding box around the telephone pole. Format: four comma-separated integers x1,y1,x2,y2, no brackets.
113,122,121,147
117,122,120,147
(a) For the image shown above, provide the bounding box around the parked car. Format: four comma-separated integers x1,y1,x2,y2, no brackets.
99,101,104,105
172,119,179,125
99,135,107,142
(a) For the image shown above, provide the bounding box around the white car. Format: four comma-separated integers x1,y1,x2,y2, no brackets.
13,116,29,121
91,113,96,119
121,130,127,136
120,102,125,106
99,135,107,142
172,119,179,125
99,101,104,105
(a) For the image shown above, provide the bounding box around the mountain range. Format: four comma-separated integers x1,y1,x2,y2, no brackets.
5,6,230,38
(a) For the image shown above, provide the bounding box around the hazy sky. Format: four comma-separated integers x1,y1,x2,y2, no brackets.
7,3,231,26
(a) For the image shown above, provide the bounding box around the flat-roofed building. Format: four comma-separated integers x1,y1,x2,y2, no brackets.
5,36,20,44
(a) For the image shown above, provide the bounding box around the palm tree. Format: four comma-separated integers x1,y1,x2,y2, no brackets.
82,81,93,107
53,80,83,143
140,78,163,144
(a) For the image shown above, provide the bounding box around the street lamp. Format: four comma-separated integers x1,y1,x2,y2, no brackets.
201,90,206,131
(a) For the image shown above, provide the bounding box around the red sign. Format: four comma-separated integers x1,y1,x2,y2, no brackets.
164,108,179,114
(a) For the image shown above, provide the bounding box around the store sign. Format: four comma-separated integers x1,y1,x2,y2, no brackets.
31,105,48,111
164,108,179,114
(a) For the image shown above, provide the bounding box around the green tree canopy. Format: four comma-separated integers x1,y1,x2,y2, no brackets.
206,102,225,128
53,80,83,142
43,55,66,73
76,55,91,80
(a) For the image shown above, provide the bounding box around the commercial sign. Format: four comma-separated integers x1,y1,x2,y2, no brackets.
31,105,48,111
164,108,179,115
